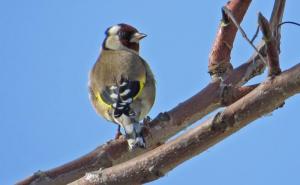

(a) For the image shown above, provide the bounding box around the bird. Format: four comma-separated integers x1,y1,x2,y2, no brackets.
88,23,156,149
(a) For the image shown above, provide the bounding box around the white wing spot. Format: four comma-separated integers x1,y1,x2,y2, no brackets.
110,93,118,99
123,98,132,103
120,89,130,96
120,82,127,87
110,86,117,90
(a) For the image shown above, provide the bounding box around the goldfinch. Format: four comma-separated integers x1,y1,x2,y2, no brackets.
89,23,156,149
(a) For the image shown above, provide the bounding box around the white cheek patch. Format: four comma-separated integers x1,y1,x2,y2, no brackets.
108,25,120,35
105,35,124,50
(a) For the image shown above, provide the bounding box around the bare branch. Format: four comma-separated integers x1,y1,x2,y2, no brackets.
208,0,252,80
258,12,281,76
270,0,285,39
222,6,267,65
221,84,259,106
16,1,286,185
71,63,300,185
16,60,266,185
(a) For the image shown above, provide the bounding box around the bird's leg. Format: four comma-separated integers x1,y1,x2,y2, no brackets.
114,125,122,139
124,122,146,150
133,122,146,149
117,114,147,150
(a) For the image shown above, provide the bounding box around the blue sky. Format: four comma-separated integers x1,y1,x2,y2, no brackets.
1,0,300,184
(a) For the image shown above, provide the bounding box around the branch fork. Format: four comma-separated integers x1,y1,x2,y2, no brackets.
17,1,291,185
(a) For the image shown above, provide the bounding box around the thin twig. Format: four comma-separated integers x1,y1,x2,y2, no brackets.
278,21,300,27
71,63,300,185
16,1,286,185
222,6,268,64
208,0,251,80
250,20,299,45
250,26,260,43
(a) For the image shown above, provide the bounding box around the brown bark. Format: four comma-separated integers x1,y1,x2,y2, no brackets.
16,54,267,185
71,63,300,185
16,1,286,185
258,12,281,76
208,0,252,80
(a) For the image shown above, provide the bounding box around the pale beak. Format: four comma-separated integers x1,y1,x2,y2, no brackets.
130,32,147,43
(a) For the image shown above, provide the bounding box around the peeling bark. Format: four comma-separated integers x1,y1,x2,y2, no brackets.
16,1,288,185
208,0,252,80
71,64,300,185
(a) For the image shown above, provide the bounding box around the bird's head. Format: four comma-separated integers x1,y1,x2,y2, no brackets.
102,23,147,53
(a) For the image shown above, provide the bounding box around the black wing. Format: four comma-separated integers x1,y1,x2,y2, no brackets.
100,78,142,118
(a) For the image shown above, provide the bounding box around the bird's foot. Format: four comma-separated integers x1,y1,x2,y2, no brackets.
127,137,146,150
126,122,146,150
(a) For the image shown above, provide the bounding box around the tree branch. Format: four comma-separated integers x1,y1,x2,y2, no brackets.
258,12,281,76
222,6,268,65
208,0,252,80
16,0,286,185
221,84,259,106
15,57,267,185
71,63,300,185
